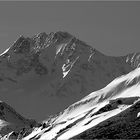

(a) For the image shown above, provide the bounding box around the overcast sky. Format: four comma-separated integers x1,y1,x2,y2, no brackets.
0,1,140,56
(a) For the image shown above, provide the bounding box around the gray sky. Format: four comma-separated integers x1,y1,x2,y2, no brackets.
0,1,140,56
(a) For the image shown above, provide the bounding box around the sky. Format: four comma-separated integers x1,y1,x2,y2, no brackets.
0,1,140,56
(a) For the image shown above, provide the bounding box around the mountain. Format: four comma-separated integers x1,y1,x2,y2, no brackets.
0,100,37,139
1,31,140,139
21,67,140,140
0,31,139,121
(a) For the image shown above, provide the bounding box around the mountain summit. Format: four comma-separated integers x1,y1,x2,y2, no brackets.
0,31,139,121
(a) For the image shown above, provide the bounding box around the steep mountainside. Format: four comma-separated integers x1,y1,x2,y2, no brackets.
0,31,139,121
21,67,140,140
73,100,140,139
0,101,37,138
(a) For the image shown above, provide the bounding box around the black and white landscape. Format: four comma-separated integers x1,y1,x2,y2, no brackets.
0,31,140,139
0,1,140,140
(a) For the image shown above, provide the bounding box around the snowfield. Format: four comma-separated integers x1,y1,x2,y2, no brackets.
23,67,140,140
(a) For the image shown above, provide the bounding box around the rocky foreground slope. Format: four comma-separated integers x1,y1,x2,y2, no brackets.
0,31,139,121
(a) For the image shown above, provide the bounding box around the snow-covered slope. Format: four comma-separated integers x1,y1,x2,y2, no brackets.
0,31,138,121
0,101,37,138
19,67,140,140
73,99,140,139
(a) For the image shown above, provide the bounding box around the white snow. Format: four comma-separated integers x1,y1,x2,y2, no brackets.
0,120,9,130
0,47,10,56
1,131,14,140
56,43,67,55
88,49,95,62
131,53,136,63
57,105,131,140
62,64,70,78
38,112,87,140
23,67,140,140
62,56,79,78
137,112,140,117
24,101,132,140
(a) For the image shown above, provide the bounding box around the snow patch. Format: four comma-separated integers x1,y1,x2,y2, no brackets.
62,56,79,78
88,49,95,62
62,65,70,78
137,112,140,117
0,47,10,56
56,43,67,55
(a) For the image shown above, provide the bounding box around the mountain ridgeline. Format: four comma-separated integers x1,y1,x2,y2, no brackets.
0,31,140,139
0,31,139,120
